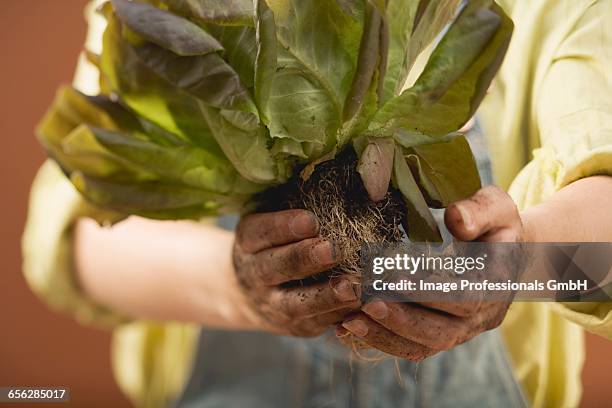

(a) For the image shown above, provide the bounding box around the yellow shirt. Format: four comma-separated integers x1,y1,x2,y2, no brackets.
22,1,612,407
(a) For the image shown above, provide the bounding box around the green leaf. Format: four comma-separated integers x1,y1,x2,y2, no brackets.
101,11,224,152
111,0,224,56
393,145,442,242
136,114,190,147
341,69,380,145
402,0,461,84
263,49,341,147
102,10,282,184
37,87,152,180
254,0,277,125
393,129,460,149
207,25,257,88
407,134,481,207
370,0,513,137
270,138,307,159
219,109,259,132
161,0,254,26
70,92,187,147
260,0,359,150
53,86,125,131
340,1,397,144
60,125,153,180
42,123,128,179
274,0,359,105
71,172,241,219
343,3,382,121
380,0,420,101
199,104,282,184
132,42,257,115
90,127,261,194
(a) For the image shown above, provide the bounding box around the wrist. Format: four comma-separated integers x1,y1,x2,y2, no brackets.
521,201,566,243
520,210,538,243
226,269,270,331
188,225,272,331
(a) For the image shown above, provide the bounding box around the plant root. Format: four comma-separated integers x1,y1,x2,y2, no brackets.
256,148,405,279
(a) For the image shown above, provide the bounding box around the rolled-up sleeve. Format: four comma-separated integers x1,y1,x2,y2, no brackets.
22,160,129,327
510,0,612,201
537,0,612,187
508,0,612,339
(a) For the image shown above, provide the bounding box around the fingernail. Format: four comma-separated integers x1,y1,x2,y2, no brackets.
311,241,337,265
289,212,318,237
333,279,357,302
456,205,473,230
342,319,369,337
363,301,388,320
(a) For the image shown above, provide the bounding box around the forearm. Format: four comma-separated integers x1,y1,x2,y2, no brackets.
74,217,260,329
521,175,612,242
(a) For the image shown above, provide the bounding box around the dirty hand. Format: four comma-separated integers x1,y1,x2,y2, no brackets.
233,209,362,337
337,186,522,359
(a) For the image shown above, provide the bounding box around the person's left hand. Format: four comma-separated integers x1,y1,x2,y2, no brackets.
336,186,524,360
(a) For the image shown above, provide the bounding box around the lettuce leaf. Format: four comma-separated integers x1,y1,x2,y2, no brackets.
38,0,514,223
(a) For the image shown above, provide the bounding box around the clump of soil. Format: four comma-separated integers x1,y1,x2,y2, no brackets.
255,148,406,278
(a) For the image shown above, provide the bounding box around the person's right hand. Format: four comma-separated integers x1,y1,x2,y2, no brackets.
233,209,362,337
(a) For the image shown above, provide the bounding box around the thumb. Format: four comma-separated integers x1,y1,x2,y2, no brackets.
445,186,520,241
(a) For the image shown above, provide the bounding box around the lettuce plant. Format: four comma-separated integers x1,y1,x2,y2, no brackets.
38,0,512,243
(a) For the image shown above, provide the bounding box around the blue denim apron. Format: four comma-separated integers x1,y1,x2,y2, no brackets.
175,123,528,408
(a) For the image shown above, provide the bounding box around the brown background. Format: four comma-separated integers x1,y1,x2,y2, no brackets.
0,1,609,407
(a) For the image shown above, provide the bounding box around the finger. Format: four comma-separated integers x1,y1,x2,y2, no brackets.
248,238,339,286
481,227,523,243
237,210,319,253
293,308,358,337
382,268,483,315
362,301,468,350
309,307,356,327
380,271,483,310
268,278,361,320
341,314,435,361
417,301,482,317
445,186,520,241
335,326,372,350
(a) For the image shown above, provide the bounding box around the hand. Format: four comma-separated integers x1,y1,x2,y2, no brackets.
337,186,523,359
233,209,362,337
